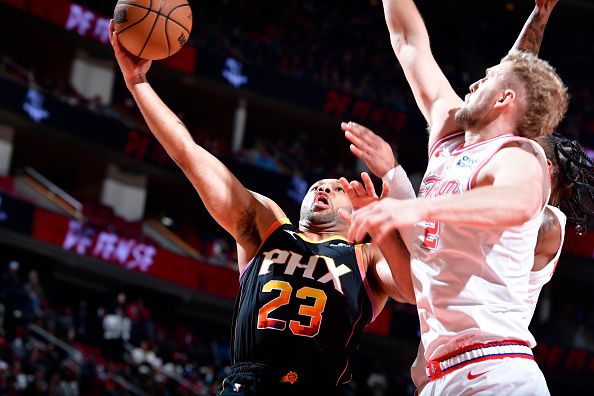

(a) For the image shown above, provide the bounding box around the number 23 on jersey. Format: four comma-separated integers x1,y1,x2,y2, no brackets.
257,280,327,338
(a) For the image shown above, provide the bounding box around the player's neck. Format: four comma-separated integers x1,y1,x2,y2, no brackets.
298,225,349,242
464,121,513,146
464,112,517,145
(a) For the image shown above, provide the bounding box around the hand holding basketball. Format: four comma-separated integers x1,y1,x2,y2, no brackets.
113,0,193,60
109,19,152,88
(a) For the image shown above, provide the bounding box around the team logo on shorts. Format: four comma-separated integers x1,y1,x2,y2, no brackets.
281,371,299,384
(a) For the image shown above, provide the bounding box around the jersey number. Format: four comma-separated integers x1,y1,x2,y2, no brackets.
421,221,440,251
257,280,327,338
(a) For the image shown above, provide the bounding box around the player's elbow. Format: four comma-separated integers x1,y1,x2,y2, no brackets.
172,144,200,169
390,276,415,305
390,34,413,59
390,31,428,57
392,287,415,305
400,288,416,305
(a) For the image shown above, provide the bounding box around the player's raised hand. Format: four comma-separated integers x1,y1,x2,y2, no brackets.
109,19,152,87
535,0,559,14
342,121,397,178
339,172,390,211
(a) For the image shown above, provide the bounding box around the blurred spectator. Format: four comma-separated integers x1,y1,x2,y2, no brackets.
102,300,131,361
23,270,44,319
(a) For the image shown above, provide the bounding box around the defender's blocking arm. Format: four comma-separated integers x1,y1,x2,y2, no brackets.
383,0,463,143
348,145,546,243
511,0,559,55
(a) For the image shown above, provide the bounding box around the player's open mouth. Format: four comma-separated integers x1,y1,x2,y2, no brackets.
314,193,330,210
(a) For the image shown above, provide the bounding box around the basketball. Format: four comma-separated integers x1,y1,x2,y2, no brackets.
113,0,193,60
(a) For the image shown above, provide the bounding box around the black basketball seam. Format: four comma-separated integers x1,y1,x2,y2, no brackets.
137,0,163,58
115,2,152,38
157,0,169,56
164,14,171,57
117,2,191,35
166,4,192,35
165,14,191,35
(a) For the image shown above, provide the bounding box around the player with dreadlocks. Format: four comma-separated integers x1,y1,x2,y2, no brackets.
526,132,594,332
540,133,594,235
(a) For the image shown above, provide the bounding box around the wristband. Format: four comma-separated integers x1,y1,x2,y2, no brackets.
382,166,416,199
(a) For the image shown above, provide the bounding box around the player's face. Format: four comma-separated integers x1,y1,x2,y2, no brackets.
299,179,352,226
455,64,506,130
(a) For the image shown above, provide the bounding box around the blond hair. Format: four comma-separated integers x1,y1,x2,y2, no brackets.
501,50,569,139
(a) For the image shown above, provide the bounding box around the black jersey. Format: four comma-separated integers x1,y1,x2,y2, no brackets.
230,219,375,390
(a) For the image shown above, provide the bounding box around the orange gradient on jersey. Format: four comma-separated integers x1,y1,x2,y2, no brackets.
289,287,327,337
257,280,291,331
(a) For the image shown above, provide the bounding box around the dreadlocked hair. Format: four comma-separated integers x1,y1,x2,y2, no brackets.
541,133,594,234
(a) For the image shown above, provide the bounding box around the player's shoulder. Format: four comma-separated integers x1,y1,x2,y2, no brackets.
536,206,563,258
427,101,463,150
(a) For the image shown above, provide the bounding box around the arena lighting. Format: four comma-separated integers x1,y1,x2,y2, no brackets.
222,58,248,88
22,88,50,123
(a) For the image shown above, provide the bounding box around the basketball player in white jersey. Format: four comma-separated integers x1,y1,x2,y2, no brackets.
341,122,594,394
341,122,594,391
344,0,569,394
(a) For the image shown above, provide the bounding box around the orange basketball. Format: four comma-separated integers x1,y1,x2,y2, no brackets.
113,0,193,60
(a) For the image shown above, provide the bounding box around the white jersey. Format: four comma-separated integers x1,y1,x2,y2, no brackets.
408,205,564,392
402,131,550,361
524,205,566,325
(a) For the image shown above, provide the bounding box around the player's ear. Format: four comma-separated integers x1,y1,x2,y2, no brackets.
495,89,516,108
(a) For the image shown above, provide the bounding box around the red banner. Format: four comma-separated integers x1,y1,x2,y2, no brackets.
32,209,238,299
0,0,197,74
563,230,594,260
1,0,72,27
535,342,594,375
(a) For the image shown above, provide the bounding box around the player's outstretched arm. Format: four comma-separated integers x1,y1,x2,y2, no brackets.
372,235,415,304
341,122,416,199
109,21,284,269
383,0,463,145
348,146,546,243
511,0,559,55
339,210,414,305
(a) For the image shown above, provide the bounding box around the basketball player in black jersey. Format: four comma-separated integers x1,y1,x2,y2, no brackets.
109,21,414,395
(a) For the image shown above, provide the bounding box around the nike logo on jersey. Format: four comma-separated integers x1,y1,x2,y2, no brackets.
258,249,352,294
467,370,491,380
283,229,298,239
